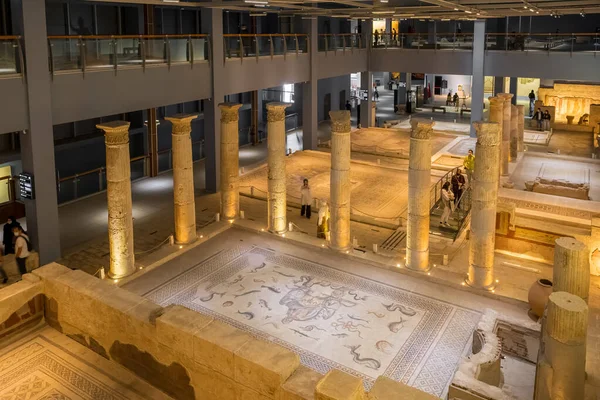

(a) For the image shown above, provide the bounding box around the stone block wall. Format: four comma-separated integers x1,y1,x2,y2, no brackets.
0,263,440,400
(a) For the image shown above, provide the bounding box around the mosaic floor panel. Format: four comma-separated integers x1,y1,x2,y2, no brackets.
0,328,171,400
145,246,481,397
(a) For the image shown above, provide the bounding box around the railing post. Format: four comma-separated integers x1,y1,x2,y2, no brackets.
342,35,346,54
239,34,244,63
112,37,118,76
294,34,299,56
189,35,194,68
570,34,574,57
47,38,54,81
80,37,86,77
418,34,421,52
255,35,259,62
141,37,146,72
269,35,274,59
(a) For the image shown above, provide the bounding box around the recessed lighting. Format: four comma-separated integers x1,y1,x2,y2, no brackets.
464,10,472,14
454,8,458,11
179,245,183,249
244,0,268,4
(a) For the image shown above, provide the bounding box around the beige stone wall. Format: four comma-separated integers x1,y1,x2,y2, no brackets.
538,83,600,123
0,264,441,400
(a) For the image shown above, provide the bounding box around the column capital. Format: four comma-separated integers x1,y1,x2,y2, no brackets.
266,102,291,122
166,114,199,135
329,110,351,133
473,121,501,146
497,93,514,102
218,103,242,123
97,121,130,145
409,119,434,140
488,96,504,108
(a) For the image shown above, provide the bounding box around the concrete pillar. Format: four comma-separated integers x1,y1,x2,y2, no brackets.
97,121,135,279
470,20,486,138
359,20,373,128
510,104,518,161
517,105,525,152
302,17,318,150
267,103,291,234
535,292,588,400
553,237,590,303
329,110,352,252
509,77,518,105
13,0,61,264
467,121,502,289
406,119,434,272
202,8,224,193
166,114,198,244
497,93,513,175
218,103,242,221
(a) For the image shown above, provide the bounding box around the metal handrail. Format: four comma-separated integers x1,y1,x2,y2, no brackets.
429,166,460,213
223,33,308,61
47,34,209,39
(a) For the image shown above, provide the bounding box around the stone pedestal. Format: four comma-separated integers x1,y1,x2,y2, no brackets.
329,110,352,252
97,121,135,279
497,93,513,175
535,292,588,400
267,103,291,234
218,103,242,221
166,114,198,244
553,237,590,303
517,105,525,152
467,121,501,289
406,119,434,272
510,104,518,161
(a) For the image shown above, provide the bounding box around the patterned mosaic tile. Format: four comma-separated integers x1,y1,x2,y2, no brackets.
145,246,481,396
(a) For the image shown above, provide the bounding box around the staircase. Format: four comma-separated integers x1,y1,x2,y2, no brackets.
380,228,406,251
429,168,473,241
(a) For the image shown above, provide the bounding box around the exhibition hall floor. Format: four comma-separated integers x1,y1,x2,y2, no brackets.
124,229,529,398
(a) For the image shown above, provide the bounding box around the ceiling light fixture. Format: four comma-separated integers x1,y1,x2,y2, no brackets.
162,0,180,3
332,14,350,17
244,0,268,5
454,8,459,11
301,16,317,19
372,10,395,14
249,12,267,16
464,10,472,14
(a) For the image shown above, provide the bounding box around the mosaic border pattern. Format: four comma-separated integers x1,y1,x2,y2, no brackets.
145,246,480,396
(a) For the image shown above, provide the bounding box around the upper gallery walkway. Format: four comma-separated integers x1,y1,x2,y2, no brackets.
1,30,599,134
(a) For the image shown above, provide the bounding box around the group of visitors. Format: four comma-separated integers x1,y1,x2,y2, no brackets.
440,150,475,227
446,92,460,109
533,108,552,131
0,217,32,284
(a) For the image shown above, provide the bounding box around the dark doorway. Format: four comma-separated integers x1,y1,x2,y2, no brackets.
339,90,346,111
323,93,331,120
434,76,442,95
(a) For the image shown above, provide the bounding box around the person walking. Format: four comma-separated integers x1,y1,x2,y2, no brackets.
440,182,454,226
2,216,19,254
542,110,551,131
534,108,543,130
13,226,30,277
463,149,475,187
300,179,312,219
528,90,536,117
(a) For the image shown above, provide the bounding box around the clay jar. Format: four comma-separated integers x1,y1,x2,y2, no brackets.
528,279,553,318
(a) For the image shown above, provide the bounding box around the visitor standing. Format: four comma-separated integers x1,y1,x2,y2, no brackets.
440,182,454,226
528,90,536,116
451,169,466,206
453,92,459,111
13,226,30,277
374,29,380,47
542,110,551,131
374,87,379,101
463,149,475,187
392,28,397,45
345,100,352,112
0,249,7,284
534,108,543,130
3,216,19,254
300,179,312,219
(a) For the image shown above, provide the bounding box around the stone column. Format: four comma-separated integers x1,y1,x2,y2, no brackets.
406,119,434,272
553,237,590,303
467,121,502,289
166,114,198,244
510,104,518,161
267,103,291,234
329,111,352,252
488,97,504,181
497,93,513,176
517,105,525,152
218,103,242,221
371,102,377,127
535,292,588,400
97,121,135,279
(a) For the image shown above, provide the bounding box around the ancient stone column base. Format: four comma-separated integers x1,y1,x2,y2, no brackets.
465,265,496,291
406,255,432,273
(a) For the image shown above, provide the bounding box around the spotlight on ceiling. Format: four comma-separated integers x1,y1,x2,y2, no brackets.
580,9,586,17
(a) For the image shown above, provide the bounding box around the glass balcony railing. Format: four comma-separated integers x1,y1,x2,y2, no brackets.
47,34,210,74
368,32,600,54
0,36,23,76
318,34,366,52
223,34,309,61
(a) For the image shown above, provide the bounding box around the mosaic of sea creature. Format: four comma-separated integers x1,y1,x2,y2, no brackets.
382,303,417,316
345,344,381,370
331,316,370,338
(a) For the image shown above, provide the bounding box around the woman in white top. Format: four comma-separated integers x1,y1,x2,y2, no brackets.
300,179,313,219
440,182,455,226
